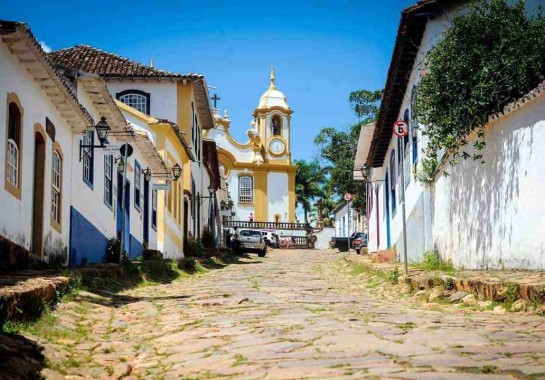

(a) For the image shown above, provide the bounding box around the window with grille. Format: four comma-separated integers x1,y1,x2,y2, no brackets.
104,155,113,207
6,103,21,187
239,176,253,204
119,93,148,114
51,151,62,224
82,131,94,187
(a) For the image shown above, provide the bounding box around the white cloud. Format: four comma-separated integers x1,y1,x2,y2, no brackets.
39,41,52,53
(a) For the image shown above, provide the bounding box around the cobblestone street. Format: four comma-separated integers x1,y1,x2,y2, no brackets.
25,250,545,379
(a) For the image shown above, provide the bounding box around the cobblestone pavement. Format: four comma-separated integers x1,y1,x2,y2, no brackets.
32,250,545,379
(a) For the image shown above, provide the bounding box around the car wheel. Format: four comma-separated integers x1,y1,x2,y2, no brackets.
258,249,266,257
356,249,361,255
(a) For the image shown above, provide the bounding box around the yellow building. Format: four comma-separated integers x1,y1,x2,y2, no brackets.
206,68,297,223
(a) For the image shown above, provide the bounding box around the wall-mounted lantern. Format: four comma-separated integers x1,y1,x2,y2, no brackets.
79,117,111,161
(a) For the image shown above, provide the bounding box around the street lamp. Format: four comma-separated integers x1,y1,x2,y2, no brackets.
197,184,216,204
79,116,111,161
172,163,182,181
116,157,126,173
141,164,182,182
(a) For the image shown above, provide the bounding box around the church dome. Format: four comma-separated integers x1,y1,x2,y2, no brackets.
257,67,290,110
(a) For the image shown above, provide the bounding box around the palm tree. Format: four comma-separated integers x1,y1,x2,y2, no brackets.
294,159,326,223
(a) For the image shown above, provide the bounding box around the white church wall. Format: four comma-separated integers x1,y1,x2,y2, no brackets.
267,171,289,222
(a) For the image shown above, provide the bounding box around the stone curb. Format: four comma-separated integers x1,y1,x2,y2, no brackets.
344,256,545,304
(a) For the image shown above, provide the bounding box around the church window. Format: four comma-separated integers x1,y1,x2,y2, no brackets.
271,115,282,136
51,151,62,226
6,102,22,189
239,176,253,204
117,90,150,115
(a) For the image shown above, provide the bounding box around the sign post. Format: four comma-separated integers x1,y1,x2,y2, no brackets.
392,121,409,275
344,193,352,254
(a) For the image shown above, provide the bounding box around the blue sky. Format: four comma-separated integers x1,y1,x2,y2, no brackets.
1,0,414,162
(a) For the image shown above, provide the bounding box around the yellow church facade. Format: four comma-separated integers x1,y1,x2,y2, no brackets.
206,69,297,223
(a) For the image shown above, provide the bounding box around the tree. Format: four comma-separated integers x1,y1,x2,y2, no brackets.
313,89,382,214
294,159,326,223
414,0,545,182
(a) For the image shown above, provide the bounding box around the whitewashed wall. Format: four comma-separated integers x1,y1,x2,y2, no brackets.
106,81,177,122
0,43,73,258
267,171,289,221
433,94,545,269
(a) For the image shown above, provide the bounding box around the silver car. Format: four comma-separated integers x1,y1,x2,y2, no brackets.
240,229,266,257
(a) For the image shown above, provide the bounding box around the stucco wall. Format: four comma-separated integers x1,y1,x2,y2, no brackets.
0,42,72,259
267,171,288,221
106,81,177,122
433,94,545,269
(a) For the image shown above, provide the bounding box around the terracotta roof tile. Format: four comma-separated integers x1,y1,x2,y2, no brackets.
48,45,203,79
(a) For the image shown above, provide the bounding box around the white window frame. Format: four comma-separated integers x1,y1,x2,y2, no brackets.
119,93,147,114
6,139,19,187
104,154,113,207
82,131,94,186
239,176,253,204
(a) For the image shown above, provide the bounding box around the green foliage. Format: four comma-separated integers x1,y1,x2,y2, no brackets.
414,0,545,182
201,228,216,249
178,257,197,273
389,267,400,285
294,159,327,222
313,89,381,213
105,238,123,263
414,251,456,274
503,283,519,310
184,236,205,258
445,276,456,291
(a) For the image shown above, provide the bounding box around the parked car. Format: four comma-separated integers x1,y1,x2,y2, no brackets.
240,229,267,257
260,230,280,248
330,232,367,253
351,232,368,254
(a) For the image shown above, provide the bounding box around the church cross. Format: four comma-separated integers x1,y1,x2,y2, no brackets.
211,93,221,108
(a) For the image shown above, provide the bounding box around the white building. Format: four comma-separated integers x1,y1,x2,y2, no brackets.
206,68,297,224
358,0,545,269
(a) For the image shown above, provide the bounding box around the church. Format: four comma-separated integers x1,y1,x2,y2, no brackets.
206,68,297,223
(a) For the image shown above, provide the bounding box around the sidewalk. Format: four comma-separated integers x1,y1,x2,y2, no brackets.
0,264,123,325
344,254,545,311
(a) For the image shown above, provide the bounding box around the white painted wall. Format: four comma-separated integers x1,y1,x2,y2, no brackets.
106,81,177,122
433,94,545,269
0,42,73,257
267,171,288,221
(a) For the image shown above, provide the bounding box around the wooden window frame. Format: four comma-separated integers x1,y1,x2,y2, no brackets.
50,145,63,233
104,154,113,209
4,93,24,200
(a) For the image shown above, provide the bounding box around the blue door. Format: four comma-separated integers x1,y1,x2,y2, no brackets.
385,170,391,248
117,173,131,256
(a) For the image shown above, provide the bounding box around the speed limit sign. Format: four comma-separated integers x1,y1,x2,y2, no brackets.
393,120,409,137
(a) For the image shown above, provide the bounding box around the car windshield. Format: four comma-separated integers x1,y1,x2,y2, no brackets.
240,230,262,237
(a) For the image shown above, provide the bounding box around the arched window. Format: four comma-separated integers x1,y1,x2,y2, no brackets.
390,150,396,214
410,86,418,164
51,151,62,226
271,115,282,136
6,102,22,188
239,176,253,204
117,89,150,115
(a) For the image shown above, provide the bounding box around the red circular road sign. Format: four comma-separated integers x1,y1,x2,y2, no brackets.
393,120,409,137
344,193,352,201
